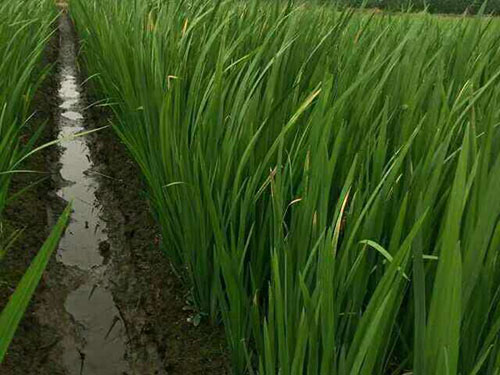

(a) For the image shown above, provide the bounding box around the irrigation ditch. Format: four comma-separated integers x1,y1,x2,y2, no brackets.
1,9,228,375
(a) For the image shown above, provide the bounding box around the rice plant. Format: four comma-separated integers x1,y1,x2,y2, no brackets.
0,0,57,227
0,0,72,363
71,0,500,373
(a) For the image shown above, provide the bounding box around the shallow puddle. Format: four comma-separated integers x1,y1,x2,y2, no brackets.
55,12,131,375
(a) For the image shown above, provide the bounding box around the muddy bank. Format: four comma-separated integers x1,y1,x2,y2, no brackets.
39,12,136,375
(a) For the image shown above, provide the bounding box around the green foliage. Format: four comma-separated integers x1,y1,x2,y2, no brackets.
71,1,500,374
0,0,57,224
0,203,71,362
0,0,68,363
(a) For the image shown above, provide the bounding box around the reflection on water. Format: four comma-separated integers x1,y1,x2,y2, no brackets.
56,12,130,375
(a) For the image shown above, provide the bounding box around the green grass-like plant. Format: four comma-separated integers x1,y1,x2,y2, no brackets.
71,1,500,373
0,0,71,364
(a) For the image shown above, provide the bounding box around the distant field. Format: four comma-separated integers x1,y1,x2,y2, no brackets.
338,0,500,15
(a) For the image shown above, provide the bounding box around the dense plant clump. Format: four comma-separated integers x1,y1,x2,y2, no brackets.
0,0,56,226
72,0,500,374
0,0,71,362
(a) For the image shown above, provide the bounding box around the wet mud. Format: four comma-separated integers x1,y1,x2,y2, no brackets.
50,13,131,375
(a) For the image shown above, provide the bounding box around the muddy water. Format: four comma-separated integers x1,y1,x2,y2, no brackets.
55,13,131,375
